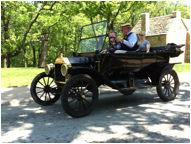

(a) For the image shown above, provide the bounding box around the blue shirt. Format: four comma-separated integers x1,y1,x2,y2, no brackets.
114,43,121,49
123,32,138,48
106,42,121,50
137,40,150,51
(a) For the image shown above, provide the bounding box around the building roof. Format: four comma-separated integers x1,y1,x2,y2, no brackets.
182,18,190,31
132,15,190,36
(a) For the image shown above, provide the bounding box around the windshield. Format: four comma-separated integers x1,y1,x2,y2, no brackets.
78,21,108,53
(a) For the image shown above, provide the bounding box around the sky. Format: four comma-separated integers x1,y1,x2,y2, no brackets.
177,1,190,6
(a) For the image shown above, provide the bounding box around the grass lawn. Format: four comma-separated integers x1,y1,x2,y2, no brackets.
1,68,44,88
1,63,190,88
173,63,190,74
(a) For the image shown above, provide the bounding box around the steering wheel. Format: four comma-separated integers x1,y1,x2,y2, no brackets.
105,36,119,54
109,36,118,46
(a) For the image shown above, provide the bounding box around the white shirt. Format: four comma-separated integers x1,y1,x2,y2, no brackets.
123,31,138,48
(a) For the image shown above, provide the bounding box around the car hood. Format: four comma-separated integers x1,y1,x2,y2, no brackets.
55,56,91,65
67,57,90,64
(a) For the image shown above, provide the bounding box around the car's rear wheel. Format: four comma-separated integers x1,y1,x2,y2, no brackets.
156,69,179,101
61,74,98,118
30,72,60,106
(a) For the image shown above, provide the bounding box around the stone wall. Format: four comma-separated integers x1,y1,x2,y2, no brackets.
184,32,190,63
144,34,167,47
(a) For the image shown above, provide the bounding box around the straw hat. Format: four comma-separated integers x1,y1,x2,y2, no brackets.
120,23,132,30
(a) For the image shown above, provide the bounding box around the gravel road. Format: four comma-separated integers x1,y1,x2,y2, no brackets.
1,85,190,143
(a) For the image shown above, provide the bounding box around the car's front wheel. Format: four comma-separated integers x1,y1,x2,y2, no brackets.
30,72,60,106
61,74,98,118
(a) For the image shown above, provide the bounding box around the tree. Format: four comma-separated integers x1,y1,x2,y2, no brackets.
1,1,189,68
73,1,156,31
1,1,57,67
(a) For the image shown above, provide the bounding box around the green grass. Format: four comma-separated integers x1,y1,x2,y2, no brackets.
1,68,44,88
1,63,190,88
173,63,190,74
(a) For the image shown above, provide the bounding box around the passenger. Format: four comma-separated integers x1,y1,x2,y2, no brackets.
115,23,139,53
101,31,121,53
137,31,150,53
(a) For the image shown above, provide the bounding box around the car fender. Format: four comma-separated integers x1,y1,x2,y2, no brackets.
149,63,177,85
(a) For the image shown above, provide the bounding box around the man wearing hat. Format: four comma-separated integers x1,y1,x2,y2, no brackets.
115,23,139,52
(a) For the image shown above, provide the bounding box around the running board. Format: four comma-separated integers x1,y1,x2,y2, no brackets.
119,85,156,91
111,80,126,84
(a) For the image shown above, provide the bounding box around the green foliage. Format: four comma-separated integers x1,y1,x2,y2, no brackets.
1,1,190,68
133,1,190,20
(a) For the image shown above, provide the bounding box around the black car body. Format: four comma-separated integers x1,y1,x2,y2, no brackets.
30,21,184,117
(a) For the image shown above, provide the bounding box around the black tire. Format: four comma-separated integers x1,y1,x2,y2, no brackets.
30,72,60,106
156,69,179,101
120,89,136,95
61,74,98,118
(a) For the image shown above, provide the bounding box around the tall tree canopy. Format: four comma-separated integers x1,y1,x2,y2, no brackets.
1,1,190,68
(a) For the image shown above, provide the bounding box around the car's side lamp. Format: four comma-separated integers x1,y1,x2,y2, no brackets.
94,50,101,61
95,50,100,54
73,52,77,57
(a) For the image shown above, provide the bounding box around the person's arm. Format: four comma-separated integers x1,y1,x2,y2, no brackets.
123,33,137,48
146,41,150,53
146,44,150,53
101,44,110,53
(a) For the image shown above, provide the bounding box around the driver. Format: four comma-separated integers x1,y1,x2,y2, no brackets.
115,23,139,53
101,31,121,53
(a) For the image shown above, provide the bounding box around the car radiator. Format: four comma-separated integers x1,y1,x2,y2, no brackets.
55,64,65,82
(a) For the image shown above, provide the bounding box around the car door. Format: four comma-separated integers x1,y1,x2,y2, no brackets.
141,52,157,69
126,52,142,72
100,53,127,79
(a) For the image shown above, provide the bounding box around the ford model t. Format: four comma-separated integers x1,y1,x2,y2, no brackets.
30,21,184,118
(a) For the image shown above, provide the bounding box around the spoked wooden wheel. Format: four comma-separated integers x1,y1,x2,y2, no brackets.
61,74,98,118
30,72,60,106
157,69,179,101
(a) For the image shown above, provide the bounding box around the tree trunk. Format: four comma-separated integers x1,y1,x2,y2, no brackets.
108,21,114,31
38,48,41,67
32,45,36,67
7,57,10,68
64,44,67,57
23,56,27,67
61,44,64,54
131,15,135,27
1,2,56,60
2,8,10,66
3,58,7,68
163,8,165,16
74,31,76,52
23,49,27,68
39,34,48,67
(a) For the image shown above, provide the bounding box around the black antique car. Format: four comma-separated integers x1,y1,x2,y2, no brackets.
30,21,184,118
